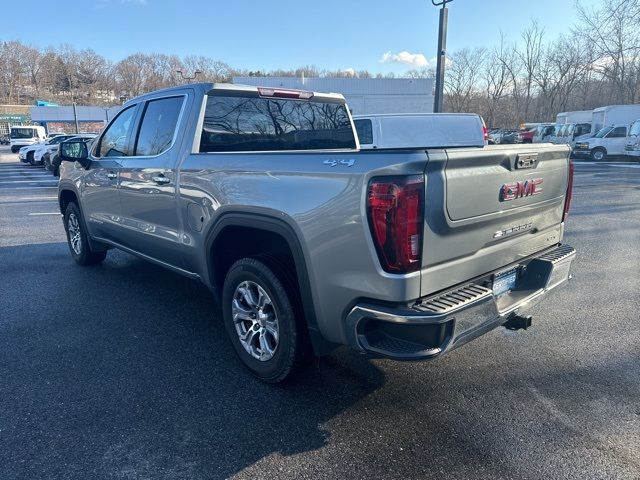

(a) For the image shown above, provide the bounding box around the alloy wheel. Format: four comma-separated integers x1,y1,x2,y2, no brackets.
232,280,279,361
67,213,82,255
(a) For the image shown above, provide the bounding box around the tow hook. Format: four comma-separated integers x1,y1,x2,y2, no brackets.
503,314,532,331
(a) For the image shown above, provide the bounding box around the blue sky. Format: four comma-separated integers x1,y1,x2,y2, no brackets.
5,0,599,74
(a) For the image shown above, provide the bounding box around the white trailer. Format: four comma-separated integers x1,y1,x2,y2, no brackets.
591,105,640,135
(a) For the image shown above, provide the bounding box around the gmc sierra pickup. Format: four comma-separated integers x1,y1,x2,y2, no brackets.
57,83,576,382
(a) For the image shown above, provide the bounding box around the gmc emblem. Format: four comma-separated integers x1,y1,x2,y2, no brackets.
501,178,543,201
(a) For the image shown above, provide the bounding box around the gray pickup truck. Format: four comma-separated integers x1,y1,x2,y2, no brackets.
58,83,576,382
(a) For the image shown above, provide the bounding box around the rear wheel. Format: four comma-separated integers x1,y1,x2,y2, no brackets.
27,151,35,165
11,146,18,153
63,202,107,265
222,257,311,383
590,147,606,161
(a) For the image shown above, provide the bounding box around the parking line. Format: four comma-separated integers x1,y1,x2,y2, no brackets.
28,212,60,216
19,196,58,200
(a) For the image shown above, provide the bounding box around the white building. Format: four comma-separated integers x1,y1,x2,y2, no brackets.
232,77,434,115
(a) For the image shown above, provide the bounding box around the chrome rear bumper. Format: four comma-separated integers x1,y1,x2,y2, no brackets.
345,244,576,360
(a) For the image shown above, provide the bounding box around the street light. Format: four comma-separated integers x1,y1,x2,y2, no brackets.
431,0,453,113
176,69,202,82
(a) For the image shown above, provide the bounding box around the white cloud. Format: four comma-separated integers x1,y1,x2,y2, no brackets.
380,51,432,68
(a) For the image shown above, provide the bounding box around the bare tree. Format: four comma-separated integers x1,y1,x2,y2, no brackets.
444,47,486,112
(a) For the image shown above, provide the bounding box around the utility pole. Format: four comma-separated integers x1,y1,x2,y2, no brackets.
432,0,453,113
72,102,79,134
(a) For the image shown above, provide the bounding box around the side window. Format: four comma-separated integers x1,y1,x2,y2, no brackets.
96,105,136,158
608,127,627,138
134,96,184,156
354,119,373,145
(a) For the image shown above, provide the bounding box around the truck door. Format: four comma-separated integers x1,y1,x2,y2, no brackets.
116,94,189,269
80,104,138,243
605,126,628,155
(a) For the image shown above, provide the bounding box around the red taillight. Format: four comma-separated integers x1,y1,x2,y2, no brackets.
562,161,574,221
257,87,314,100
482,125,489,142
367,175,424,273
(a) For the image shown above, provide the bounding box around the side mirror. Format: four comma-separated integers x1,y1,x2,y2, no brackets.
59,140,90,168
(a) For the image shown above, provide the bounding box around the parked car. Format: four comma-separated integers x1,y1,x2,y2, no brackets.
9,125,47,153
532,124,555,143
499,129,519,144
487,128,502,144
56,83,575,382
574,124,629,160
517,127,537,143
19,134,65,164
47,134,97,176
30,134,78,166
353,113,487,149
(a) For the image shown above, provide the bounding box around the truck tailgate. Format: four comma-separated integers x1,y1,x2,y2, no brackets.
420,144,570,297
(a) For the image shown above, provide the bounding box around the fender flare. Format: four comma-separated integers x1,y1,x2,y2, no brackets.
204,211,334,355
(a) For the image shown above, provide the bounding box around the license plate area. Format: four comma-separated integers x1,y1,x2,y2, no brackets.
493,267,517,297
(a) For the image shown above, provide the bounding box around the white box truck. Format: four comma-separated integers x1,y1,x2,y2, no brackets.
590,105,640,135
556,111,592,125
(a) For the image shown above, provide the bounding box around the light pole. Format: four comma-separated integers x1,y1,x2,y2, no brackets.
431,0,453,113
176,70,202,82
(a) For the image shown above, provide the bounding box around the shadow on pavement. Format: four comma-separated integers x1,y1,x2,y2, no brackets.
0,242,385,479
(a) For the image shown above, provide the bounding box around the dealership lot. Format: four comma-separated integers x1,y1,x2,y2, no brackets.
1,150,639,479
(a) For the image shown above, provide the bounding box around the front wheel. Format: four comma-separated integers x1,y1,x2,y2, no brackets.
591,148,607,161
27,151,35,165
222,258,311,383
63,202,107,265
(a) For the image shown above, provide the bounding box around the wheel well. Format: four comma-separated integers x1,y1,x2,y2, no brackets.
59,189,77,214
210,226,299,294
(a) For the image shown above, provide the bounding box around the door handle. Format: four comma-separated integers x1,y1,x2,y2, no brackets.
152,175,171,185
106,172,117,179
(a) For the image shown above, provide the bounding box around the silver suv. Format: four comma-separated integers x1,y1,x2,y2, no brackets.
58,83,576,382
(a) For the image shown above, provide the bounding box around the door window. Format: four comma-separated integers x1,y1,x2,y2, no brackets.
96,105,136,157
607,127,627,138
134,96,184,156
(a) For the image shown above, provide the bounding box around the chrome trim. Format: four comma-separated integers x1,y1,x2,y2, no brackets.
92,235,200,280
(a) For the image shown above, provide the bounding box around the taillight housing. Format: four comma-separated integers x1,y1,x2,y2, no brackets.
562,160,574,222
367,175,424,273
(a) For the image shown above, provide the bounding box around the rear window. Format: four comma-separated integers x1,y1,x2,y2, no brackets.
199,94,356,152
10,128,35,139
354,119,373,145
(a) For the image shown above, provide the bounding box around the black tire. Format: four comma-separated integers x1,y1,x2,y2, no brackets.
11,146,18,153
63,202,107,266
27,151,35,166
222,257,311,383
53,165,59,177
590,147,607,161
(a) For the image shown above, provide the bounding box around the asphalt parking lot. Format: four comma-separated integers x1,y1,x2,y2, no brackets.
1,146,639,480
